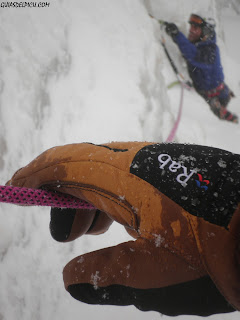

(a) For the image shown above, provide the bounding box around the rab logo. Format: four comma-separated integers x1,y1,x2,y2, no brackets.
195,174,210,190
158,153,197,187
158,153,210,191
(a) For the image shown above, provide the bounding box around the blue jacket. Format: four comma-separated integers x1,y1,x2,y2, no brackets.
174,32,224,92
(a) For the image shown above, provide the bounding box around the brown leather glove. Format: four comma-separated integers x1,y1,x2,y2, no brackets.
7,142,240,316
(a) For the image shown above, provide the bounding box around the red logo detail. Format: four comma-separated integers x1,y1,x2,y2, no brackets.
197,174,210,185
195,174,210,190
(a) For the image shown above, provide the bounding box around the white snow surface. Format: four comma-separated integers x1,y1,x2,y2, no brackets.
0,0,240,319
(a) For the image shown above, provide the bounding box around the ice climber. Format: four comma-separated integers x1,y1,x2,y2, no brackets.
164,13,238,123
7,141,240,316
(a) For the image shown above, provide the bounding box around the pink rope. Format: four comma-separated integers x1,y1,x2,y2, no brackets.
0,185,95,210
165,82,185,143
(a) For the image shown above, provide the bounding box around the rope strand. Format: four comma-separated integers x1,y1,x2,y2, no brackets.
165,82,185,142
0,185,95,210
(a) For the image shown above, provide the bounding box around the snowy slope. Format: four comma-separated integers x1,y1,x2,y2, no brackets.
0,0,240,319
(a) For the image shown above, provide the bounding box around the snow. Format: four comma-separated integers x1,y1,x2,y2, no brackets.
0,0,240,319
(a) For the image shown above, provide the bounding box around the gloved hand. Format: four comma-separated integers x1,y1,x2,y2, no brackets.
165,22,179,37
7,142,240,316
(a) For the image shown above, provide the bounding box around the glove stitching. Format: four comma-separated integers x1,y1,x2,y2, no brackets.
9,160,131,180
43,182,139,231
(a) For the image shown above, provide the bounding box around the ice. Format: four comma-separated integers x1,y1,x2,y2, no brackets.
218,159,227,168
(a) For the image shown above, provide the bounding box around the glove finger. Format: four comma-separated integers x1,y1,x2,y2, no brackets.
86,210,113,235
50,208,113,242
50,207,77,242
63,238,211,316
63,238,206,296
